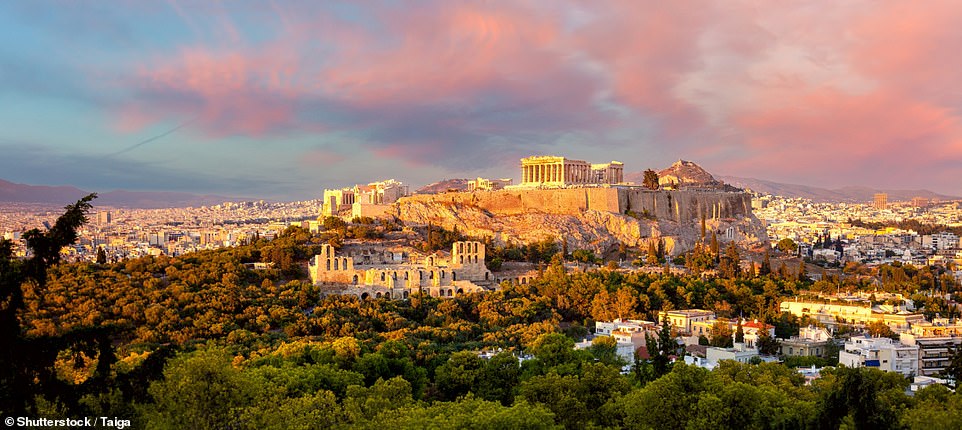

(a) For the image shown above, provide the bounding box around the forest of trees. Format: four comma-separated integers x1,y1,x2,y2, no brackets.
2,197,962,428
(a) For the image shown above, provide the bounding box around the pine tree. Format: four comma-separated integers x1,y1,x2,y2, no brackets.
710,231,719,259
760,250,772,275
735,318,745,344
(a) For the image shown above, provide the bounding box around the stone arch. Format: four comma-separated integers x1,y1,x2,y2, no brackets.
447,289,453,297
457,288,464,295
385,292,391,299
428,256,434,266
452,272,457,281
376,292,382,298
326,260,330,270
334,259,339,270
361,292,370,300
380,272,385,282
441,270,445,278
352,274,358,285
403,291,409,299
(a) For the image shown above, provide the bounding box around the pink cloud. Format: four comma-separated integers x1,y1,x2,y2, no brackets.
104,1,962,190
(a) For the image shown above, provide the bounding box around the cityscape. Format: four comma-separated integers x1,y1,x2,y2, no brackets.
3,2,962,429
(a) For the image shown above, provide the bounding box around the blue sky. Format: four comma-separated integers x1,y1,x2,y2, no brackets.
2,1,961,200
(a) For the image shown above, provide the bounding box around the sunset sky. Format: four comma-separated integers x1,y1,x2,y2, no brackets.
2,1,961,200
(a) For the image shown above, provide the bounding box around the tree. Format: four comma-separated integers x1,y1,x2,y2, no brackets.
571,249,596,267
144,349,255,430
943,346,962,388
776,238,798,255
434,352,485,401
735,319,745,344
0,194,118,415
642,169,660,190
759,250,772,276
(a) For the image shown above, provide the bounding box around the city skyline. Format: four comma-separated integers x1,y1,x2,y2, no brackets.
3,1,962,200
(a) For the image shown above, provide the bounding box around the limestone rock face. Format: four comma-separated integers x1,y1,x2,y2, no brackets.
392,197,767,255
657,160,722,188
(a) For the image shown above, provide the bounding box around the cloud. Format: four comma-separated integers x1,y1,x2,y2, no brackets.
8,0,962,194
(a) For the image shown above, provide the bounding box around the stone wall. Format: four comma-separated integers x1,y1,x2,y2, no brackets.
399,188,751,221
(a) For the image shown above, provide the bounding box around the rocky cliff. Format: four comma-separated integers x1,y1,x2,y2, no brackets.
391,189,768,255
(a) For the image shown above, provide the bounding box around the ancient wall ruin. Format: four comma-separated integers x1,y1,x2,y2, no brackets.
398,188,752,222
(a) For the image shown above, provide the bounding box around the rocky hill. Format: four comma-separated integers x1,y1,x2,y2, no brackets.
415,179,470,194
392,189,768,255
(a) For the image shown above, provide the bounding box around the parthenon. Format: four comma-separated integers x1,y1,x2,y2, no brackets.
519,156,623,187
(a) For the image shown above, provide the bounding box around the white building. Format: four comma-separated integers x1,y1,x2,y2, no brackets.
838,337,918,377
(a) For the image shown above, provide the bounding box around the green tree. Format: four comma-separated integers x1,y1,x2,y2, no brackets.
776,238,798,255
642,169,660,190
434,351,485,401
476,352,520,406
144,349,255,430
0,194,118,415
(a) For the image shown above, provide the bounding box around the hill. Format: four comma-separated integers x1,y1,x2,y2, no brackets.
415,178,470,194
716,176,961,203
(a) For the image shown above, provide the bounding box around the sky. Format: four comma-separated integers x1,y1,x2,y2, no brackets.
2,1,962,200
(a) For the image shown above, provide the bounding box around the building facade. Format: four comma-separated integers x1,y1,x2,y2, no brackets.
838,337,918,377
309,241,493,299
519,156,623,187
468,177,513,191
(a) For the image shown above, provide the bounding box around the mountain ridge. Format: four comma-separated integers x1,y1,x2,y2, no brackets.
0,178,245,208
716,175,960,203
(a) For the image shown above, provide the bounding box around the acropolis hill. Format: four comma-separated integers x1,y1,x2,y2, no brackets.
390,158,768,255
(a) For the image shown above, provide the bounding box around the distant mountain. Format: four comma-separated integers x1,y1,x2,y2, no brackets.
416,178,471,194
717,176,961,203
0,178,242,208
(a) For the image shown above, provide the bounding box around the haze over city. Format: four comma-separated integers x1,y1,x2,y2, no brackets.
2,1,962,200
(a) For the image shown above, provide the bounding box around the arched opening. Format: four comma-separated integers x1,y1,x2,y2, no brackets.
460,256,464,264
392,272,397,281
384,292,391,299
404,272,409,280
361,292,369,300
380,272,385,282
429,271,434,279
326,260,330,270
457,288,464,295
484,272,489,280
376,292,382,298
447,289,453,297
521,277,527,284
352,275,358,285
452,272,457,281
334,259,339,270
403,291,409,299
428,256,434,266
441,271,445,278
